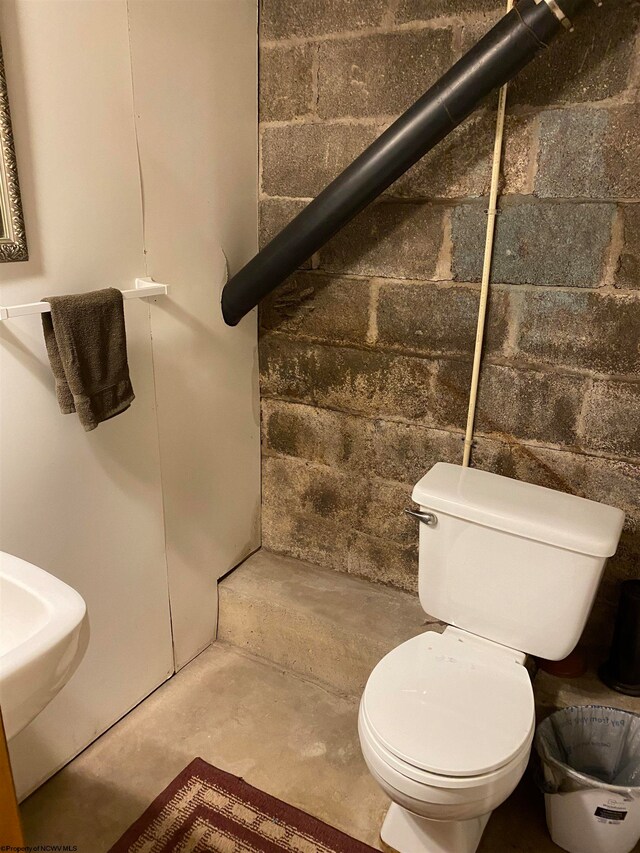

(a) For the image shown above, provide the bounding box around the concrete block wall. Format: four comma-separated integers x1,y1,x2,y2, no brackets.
258,0,640,649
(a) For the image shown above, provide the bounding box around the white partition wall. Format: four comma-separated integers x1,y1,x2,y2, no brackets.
0,0,259,798
128,0,261,669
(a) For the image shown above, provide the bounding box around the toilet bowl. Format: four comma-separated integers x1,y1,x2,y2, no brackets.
357,462,625,853
358,628,535,852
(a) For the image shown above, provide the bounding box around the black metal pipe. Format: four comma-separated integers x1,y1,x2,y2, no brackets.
222,0,590,326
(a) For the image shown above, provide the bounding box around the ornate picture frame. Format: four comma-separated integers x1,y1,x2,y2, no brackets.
0,38,28,262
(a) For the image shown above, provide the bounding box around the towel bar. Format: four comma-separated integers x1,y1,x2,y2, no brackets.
0,278,168,321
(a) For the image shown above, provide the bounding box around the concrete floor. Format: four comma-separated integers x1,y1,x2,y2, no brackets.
21,642,560,852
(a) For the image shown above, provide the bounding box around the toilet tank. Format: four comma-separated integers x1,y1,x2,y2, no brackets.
412,463,625,661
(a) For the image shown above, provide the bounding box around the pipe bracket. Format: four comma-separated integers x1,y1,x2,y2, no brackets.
534,0,573,28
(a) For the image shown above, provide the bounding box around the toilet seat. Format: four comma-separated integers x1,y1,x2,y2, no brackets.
361,629,535,779
359,704,534,791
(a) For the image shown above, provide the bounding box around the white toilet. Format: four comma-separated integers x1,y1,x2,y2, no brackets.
358,462,625,853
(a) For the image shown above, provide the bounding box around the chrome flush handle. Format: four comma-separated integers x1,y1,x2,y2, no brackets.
404,508,438,527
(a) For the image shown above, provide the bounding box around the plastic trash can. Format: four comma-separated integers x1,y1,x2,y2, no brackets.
535,705,640,853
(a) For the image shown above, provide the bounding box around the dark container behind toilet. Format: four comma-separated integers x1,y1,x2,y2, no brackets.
599,579,640,697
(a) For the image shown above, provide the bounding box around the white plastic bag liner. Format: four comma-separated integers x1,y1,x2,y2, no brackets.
535,705,640,853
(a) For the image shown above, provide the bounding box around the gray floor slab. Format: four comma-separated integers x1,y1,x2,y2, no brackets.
20,643,388,852
20,640,568,853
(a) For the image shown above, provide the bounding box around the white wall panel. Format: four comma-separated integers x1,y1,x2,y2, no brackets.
0,0,174,799
128,0,260,668
0,0,259,796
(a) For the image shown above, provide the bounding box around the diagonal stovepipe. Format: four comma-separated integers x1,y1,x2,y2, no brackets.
221,0,596,327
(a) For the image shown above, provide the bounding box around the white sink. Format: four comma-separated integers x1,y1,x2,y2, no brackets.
0,551,87,740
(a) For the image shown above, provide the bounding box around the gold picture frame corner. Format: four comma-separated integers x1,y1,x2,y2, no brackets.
0,38,28,263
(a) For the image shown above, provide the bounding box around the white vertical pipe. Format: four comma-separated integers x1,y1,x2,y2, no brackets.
462,0,514,468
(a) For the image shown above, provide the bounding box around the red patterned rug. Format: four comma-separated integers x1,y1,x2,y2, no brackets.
108,758,378,852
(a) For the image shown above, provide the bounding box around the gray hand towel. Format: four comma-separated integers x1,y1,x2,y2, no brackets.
41,288,135,431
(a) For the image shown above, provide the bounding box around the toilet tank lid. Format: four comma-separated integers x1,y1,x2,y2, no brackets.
412,463,625,557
